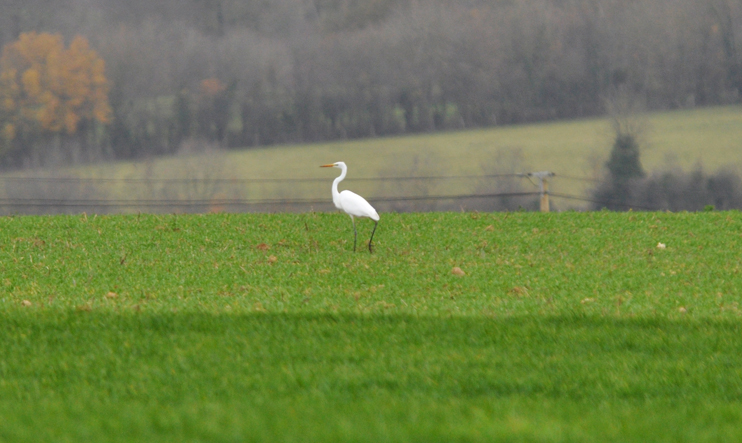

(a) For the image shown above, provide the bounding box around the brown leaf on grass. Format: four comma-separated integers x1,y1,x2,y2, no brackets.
256,243,270,251
268,255,278,264
484,225,495,232
105,291,118,299
22,300,32,307
451,267,466,276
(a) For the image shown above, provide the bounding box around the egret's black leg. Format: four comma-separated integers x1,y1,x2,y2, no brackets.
368,220,378,253
351,215,357,252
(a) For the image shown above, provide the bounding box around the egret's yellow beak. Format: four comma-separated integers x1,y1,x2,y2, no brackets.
320,164,334,168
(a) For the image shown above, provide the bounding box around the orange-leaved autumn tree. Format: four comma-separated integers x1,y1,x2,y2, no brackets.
0,32,111,150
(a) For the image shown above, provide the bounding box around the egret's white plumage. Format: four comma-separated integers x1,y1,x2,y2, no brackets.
320,161,379,252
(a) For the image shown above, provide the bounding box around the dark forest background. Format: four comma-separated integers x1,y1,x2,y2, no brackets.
0,0,741,167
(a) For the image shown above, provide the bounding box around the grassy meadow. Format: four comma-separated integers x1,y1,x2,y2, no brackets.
2,211,742,441
159,104,742,187
5,105,739,212
144,106,742,196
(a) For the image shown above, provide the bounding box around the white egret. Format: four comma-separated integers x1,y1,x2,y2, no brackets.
320,162,379,253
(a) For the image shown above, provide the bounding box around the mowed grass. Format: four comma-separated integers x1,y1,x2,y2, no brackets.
2,211,742,442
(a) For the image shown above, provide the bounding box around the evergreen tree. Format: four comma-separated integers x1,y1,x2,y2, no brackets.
593,133,644,210
606,134,644,183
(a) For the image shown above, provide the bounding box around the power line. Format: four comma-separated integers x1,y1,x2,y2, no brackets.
0,173,526,185
2,173,643,212
0,192,672,211
373,192,539,203
0,191,541,208
553,174,601,183
550,192,660,211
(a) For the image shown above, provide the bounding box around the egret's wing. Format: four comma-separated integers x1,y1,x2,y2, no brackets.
339,190,379,221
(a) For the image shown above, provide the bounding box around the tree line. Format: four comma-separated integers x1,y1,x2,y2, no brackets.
0,0,740,168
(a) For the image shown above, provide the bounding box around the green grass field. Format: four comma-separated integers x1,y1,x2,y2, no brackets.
2,211,742,441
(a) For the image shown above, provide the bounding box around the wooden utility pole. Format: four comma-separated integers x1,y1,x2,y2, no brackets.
525,171,555,212
540,179,550,212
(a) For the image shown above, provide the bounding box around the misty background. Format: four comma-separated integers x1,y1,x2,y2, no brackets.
1,0,740,161
0,0,740,213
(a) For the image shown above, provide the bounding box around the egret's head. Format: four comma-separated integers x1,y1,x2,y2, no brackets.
320,161,345,169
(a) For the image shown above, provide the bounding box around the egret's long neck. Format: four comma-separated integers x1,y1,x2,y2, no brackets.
332,166,347,206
